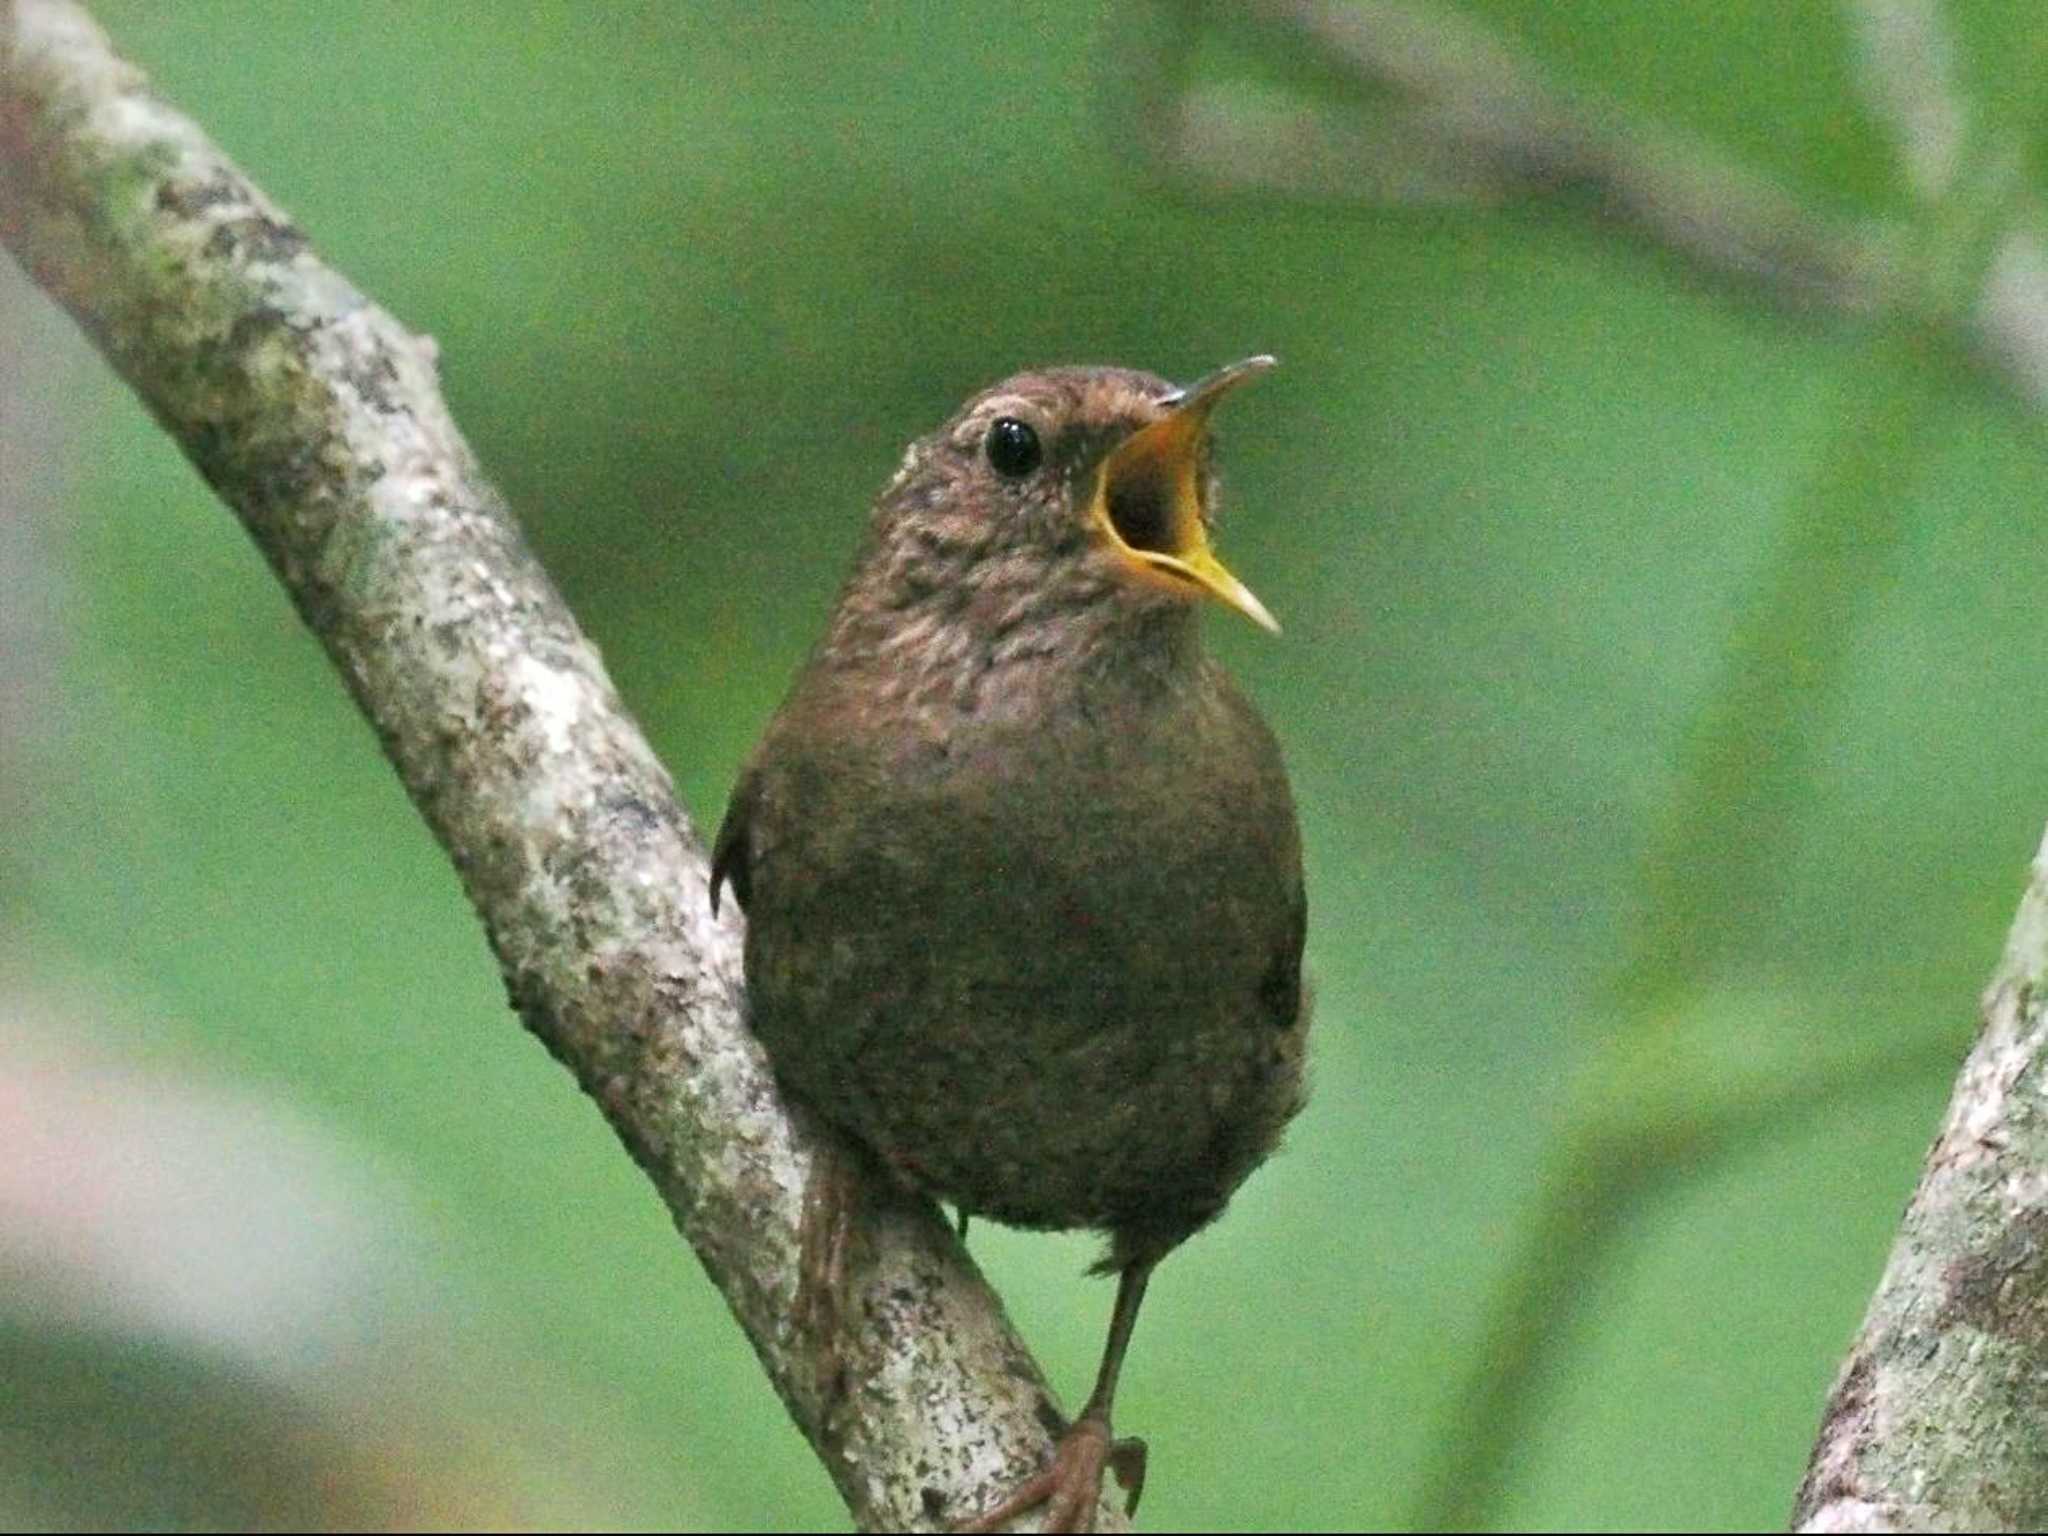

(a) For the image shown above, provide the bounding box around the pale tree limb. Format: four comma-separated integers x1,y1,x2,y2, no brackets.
0,3,1120,1529
1792,829,2048,1532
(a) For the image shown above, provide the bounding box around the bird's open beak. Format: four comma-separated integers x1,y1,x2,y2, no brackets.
1089,355,1281,634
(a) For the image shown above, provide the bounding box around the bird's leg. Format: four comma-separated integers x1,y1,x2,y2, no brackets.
956,1259,1156,1534
795,1137,862,1407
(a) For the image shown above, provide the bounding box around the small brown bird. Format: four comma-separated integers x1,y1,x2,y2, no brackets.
712,359,1307,1531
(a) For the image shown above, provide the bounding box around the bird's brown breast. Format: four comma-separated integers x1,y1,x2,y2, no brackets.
721,647,1306,1258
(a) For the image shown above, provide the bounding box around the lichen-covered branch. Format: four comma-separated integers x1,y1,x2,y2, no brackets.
0,3,1110,1529
1792,828,2048,1532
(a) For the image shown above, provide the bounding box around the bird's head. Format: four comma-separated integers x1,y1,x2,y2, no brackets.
854,360,1279,651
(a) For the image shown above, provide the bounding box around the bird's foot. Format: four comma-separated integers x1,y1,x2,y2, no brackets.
954,1415,1146,1534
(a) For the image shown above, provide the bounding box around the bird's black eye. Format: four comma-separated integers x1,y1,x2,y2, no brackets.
984,417,1042,479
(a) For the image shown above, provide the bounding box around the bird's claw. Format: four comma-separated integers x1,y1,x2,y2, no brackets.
1108,1434,1147,1515
954,1415,1141,1534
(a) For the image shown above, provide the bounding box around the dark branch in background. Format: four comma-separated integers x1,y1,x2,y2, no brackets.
0,4,1120,1530
1123,0,2048,411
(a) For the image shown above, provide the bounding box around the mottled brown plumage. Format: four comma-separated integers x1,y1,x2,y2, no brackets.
712,361,1306,1531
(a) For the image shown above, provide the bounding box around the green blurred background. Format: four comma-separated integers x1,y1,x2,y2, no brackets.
6,0,2045,1529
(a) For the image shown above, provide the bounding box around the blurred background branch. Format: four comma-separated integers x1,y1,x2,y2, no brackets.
1123,0,2048,412
1120,0,1891,313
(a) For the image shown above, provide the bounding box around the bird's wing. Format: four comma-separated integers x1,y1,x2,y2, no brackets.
709,768,758,917
1260,872,1308,1030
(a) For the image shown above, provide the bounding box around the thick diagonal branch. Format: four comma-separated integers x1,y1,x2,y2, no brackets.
0,3,1110,1529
